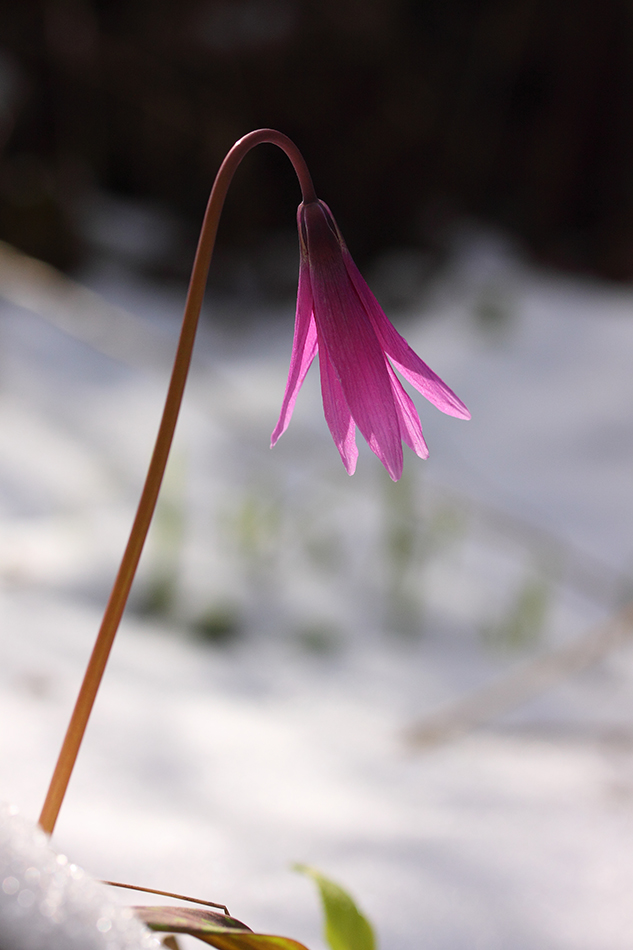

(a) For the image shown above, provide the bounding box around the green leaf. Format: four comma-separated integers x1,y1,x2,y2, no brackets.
135,905,311,950
293,866,376,950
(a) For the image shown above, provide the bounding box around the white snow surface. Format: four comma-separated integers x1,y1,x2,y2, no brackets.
2,233,633,950
0,804,159,950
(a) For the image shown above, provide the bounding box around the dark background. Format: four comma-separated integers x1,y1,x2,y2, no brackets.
1,0,633,285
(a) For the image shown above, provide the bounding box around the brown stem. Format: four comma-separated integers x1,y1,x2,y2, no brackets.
38,130,315,835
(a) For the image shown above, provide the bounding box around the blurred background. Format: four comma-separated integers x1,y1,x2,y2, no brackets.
2,3,633,950
2,0,633,283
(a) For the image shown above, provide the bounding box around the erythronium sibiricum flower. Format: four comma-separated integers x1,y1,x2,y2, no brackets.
271,199,470,481
39,131,468,843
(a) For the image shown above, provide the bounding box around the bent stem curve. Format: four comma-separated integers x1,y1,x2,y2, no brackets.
38,130,315,836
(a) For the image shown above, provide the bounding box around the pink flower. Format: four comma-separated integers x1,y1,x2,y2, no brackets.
271,200,470,481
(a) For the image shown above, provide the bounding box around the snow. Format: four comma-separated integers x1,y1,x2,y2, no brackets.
0,804,159,950
2,231,633,950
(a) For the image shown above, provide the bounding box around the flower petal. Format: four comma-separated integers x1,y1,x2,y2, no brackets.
341,247,470,420
271,256,318,446
303,201,403,480
387,363,429,459
317,339,358,475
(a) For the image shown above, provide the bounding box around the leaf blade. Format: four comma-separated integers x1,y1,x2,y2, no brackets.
135,906,311,950
293,866,376,950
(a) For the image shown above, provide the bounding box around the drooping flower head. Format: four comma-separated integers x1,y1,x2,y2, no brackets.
272,199,470,481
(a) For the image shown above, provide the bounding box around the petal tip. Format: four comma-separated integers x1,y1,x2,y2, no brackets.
385,458,403,481
444,394,471,420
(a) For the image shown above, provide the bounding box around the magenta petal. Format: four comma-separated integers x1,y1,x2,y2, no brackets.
314,279,403,480
341,247,470,420
317,338,358,475
303,203,403,480
271,259,318,446
273,198,469,480
387,364,429,459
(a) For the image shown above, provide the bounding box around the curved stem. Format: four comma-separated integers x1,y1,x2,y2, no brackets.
38,130,315,835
